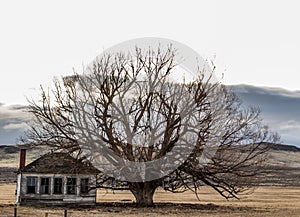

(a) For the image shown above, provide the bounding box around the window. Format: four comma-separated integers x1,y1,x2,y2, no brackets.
80,178,89,194
40,177,50,194
26,176,37,194
66,178,76,194
54,178,63,194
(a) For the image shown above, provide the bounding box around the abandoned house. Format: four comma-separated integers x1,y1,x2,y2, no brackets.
16,149,100,205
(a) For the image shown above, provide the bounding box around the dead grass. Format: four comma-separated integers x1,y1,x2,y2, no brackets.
1,184,300,216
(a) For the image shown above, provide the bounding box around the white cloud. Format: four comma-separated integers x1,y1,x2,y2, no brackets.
0,104,30,120
278,120,300,131
3,122,28,130
0,103,31,144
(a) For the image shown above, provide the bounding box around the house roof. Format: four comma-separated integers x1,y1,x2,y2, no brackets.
20,152,100,174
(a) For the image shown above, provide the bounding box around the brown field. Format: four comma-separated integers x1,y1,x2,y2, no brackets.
1,146,299,216
1,184,300,216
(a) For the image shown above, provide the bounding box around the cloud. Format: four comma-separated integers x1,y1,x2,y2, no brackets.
0,103,30,120
232,84,300,99
233,85,300,146
0,102,31,145
278,120,300,131
1,84,300,146
3,122,28,130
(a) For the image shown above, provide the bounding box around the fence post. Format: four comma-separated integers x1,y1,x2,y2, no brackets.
14,207,17,217
45,212,49,217
64,209,68,217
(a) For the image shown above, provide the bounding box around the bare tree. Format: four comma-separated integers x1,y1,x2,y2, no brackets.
22,45,278,206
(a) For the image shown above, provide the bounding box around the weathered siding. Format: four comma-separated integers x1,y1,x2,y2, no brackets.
18,173,97,205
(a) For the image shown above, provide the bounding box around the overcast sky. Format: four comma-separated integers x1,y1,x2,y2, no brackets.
0,0,299,105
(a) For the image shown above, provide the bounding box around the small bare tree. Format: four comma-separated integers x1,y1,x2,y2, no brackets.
22,45,278,206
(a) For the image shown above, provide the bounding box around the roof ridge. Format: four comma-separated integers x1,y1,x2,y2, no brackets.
19,151,100,174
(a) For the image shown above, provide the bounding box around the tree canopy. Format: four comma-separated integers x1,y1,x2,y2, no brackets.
22,45,278,206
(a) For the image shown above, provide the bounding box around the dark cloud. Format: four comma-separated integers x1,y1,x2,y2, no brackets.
233,84,300,146
1,85,300,146
0,103,30,145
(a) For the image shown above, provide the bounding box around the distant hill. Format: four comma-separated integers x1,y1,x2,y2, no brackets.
265,143,300,152
0,145,19,154
0,142,299,155
0,143,299,186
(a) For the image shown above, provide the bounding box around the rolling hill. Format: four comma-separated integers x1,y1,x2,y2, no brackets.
0,143,299,186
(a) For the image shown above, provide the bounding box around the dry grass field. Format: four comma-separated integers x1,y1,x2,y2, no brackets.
1,184,300,217
1,145,299,216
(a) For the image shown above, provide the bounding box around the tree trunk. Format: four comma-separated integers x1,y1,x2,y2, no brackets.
130,182,157,207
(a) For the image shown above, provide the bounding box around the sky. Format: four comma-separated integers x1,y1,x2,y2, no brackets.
0,1,299,146
0,0,299,106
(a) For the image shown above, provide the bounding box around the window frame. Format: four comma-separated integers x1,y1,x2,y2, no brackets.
53,177,63,195
66,177,77,195
26,176,37,194
40,177,51,194
80,178,89,194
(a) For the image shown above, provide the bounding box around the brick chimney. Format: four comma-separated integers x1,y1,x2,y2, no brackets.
19,149,26,169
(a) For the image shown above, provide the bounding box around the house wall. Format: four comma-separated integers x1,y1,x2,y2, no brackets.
18,173,97,205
